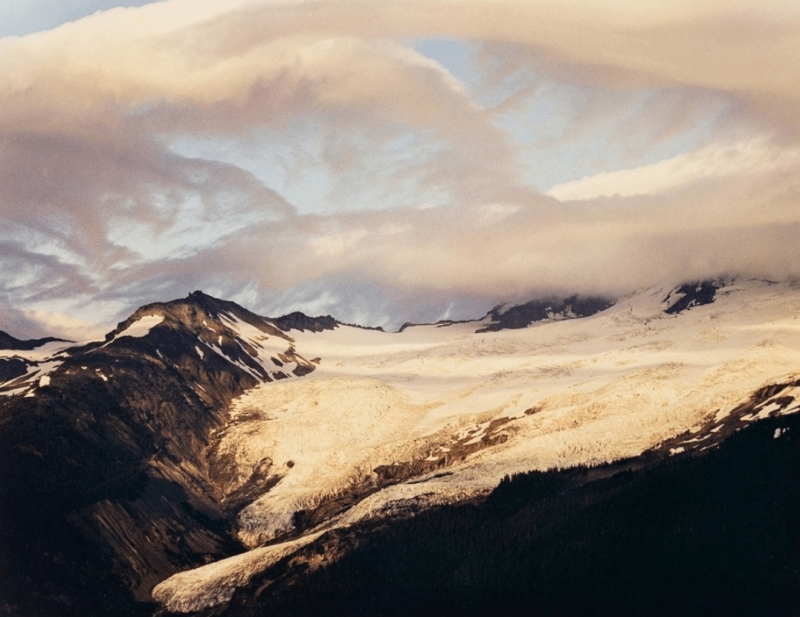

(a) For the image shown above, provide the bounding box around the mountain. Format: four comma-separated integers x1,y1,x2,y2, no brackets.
0,331,67,352
1,280,798,616
0,292,324,616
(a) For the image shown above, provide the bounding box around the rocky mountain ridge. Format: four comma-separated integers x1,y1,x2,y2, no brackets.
0,279,798,616
0,331,67,351
0,291,327,616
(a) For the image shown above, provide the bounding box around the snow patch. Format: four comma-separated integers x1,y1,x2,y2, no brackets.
117,314,164,339
0,340,74,362
0,341,76,397
4,359,66,398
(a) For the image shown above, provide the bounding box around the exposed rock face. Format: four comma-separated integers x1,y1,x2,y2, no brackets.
0,357,27,382
0,292,322,616
372,415,517,486
476,295,613,333
663,280,719,314
290,415,520,535
273,312,339,333
650,377,800,457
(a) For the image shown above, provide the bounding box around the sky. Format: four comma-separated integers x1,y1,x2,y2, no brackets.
1,0,799,338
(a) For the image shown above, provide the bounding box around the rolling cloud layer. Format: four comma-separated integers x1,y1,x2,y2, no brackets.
1,0,799,336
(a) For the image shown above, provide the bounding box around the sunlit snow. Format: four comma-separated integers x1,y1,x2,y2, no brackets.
153,280,800,611
115,314,164,339
96,314,165,351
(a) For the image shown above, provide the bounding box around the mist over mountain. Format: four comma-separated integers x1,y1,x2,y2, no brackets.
1,279,798,616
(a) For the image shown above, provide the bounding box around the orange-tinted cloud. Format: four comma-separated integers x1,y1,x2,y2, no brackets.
1,0,798,332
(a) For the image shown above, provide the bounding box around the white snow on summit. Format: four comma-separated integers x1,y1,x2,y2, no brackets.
112,314,165,341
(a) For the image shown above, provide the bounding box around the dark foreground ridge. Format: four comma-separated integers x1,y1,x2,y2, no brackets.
0,291,325,617
209,412,799,617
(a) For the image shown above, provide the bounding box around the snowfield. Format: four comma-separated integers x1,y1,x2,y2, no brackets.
0,340,76,397
153,279,800,612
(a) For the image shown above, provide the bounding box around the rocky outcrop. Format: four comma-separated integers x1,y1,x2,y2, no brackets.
663,280,719,314
272,312,338,333
476,295,612,333
0,357,27,382
651,377,800,457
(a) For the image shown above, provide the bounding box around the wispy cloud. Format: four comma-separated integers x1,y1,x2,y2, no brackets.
547,138,800,200
1,0,799,334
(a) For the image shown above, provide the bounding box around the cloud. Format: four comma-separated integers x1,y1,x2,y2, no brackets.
547,138,800,201
191,0,800,135
1,0,799,331
0,1,516,247
0,0,160,38
97,145,800,329
21,309,111,342
0,301,48,340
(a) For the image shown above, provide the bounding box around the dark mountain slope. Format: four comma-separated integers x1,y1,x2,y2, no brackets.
0,357,28,383
0,331,67,351
212,411,799,617
0,292,320,617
